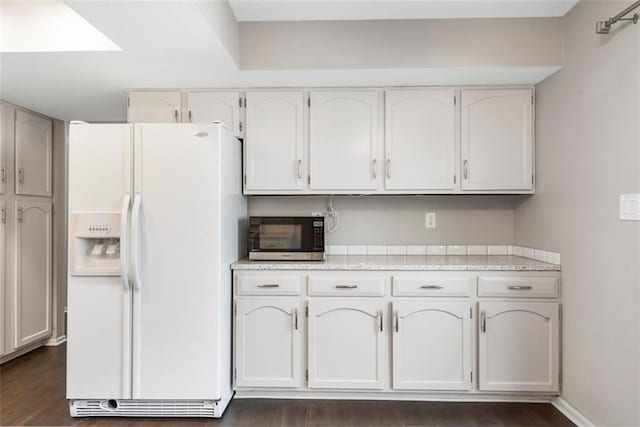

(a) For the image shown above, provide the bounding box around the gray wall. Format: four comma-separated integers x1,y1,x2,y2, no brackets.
240,18,563,70
249,196,520,244
514,1,640,425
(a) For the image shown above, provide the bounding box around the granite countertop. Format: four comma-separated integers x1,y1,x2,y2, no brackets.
231,255,561,272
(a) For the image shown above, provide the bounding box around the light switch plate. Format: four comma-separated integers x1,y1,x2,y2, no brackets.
620,194,640,221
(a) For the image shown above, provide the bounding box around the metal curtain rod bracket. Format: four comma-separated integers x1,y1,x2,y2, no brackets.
596,0,640,34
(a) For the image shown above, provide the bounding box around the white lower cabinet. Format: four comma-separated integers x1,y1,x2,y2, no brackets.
14,200,52,348
308,299,386,389
478,301,560,392
392,301,471,391
233,270,561,398
235,298,302,388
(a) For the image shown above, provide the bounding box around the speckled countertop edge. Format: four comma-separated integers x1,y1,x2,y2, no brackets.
231,255,561,272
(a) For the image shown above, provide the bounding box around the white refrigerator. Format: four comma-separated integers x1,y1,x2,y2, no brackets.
66,123,246,417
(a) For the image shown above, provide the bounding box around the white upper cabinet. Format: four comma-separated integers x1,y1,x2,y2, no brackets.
245,91,305,191
15,110,52,197
14,200,52,348
235,298,302,388
392,301,471,391
128,91,182,123
478,301,559,392
309,91,380,191
308,299,386,389
385,90,457,191
461,89,533,191
186,91,241,135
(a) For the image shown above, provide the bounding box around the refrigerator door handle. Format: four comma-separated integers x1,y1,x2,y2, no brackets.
130,193,143,291
120,194,131,291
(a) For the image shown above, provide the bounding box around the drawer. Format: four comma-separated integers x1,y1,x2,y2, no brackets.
308,275,385,297
478,276,558,298
392,275,473,297
236,273,303,296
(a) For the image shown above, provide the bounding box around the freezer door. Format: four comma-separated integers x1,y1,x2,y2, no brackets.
67,124,133,399
131,124,223,399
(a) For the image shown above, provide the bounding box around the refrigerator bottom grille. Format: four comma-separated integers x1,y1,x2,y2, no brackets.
69,399,221,418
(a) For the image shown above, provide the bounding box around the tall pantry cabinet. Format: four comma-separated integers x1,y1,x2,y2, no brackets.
0,102,53,362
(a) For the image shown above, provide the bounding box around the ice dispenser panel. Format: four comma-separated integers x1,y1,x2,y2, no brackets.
70,213,121,276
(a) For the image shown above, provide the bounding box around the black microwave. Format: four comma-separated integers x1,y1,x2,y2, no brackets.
248,216,325,261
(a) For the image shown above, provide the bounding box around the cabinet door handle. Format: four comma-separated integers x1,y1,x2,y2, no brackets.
174,110,179,122
297,159,302,179
386,158,391,179
17,206,23,223
335,285,358,289
17,168,24,185
257,284,280,288
480,310,486,333
421,285,444,289
1,166,5,183
372,159,377,179
294,308,298,330
188,110,192,122
463,160,468,180
394,310,398,332
508,285,533,291
378,310,383,332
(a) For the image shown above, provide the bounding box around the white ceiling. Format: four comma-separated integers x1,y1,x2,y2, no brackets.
0,0,571,122
229,0,578,22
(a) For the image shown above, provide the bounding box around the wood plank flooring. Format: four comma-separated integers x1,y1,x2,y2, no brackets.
0,345,574,426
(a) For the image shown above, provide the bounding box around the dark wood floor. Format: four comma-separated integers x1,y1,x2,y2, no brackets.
0,345,574,426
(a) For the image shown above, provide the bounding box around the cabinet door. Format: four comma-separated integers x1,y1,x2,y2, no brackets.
235,298,302,388
385,90,457,191
308,299,386,389
392,301,471,390
478,301,559,392
14,200,52,348
15,110,52,197
128,91,182,123
461,89,533,191
310,91,380,191
245,92,305,191
186,91,241,135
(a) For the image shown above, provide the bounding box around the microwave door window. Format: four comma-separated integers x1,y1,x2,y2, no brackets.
259,224,302,250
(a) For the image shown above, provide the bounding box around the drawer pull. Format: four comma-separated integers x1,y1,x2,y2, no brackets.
257,284,280,288
508,285,533,291
480,310,486,333
335,285,358,289
294,308,298,330
421,285,444,290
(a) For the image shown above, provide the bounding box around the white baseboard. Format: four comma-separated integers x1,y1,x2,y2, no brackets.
552,397,595,427
44,335,67,346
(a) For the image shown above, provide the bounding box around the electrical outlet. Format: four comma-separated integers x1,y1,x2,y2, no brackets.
425,212,436,228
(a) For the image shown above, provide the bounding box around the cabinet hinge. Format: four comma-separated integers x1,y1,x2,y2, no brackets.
127,97,130,107
307,98,311,108
532,174,534,185
305,370,309,381
471,372,473,382
239,97,243,108
307,175,311,185
243,174,247,185
234,303,237,316
239,122,243,132
454,174,456,184
531,95,534,105
305,305,309,317
234,368,237,381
